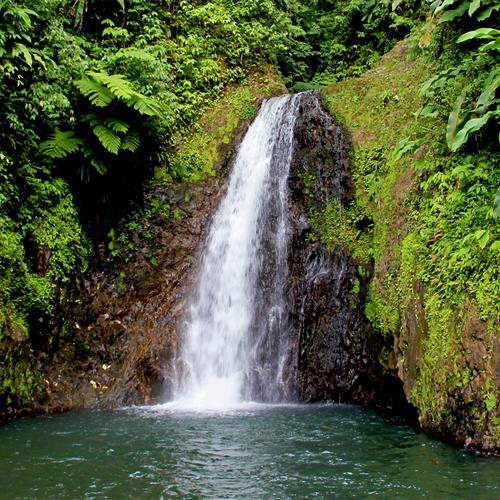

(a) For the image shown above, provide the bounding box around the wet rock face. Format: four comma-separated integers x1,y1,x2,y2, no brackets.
286,93,399,406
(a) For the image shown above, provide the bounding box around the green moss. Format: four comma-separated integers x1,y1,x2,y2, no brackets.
411,296,454,424
308,198,360,253
163,69,285,184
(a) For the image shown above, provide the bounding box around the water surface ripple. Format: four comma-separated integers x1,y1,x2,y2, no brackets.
0,404,498,499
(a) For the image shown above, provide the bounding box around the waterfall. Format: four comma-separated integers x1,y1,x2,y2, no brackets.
171,94,301,408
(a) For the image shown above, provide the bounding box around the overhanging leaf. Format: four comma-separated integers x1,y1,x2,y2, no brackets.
480,39,500,51
457,28,500,43
476,69,500,113
434,0,458,15
89,71,135,101
121,130,140,152
75,78,114,107
446,91,465,150
128,94,164,117
469,0,481,16
477,3,500,20
438,2,469,23
103,117,129,133
451,111,495,151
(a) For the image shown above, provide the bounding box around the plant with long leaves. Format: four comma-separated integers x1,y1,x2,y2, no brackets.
421,0,499,151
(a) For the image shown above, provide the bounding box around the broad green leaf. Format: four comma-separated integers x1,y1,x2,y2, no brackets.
438,2,469,23
419,105,439,117
469,0,481,16
476,69,500,113
477,3,500,20
446,91,465,150
116,0,125,10
434,0,458,15
73,0,85,28
451,112,494,151
457,28,500,43
420,66,463,95
480,39,500,51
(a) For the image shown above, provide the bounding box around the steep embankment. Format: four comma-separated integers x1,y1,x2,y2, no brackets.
320,40,499,453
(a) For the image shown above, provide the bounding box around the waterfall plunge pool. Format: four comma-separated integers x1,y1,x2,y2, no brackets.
1,404,498,499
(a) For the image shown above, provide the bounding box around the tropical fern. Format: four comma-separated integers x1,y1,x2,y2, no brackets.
121,130,140,152
81,145,107,178
92,125,122,154
103,117,129,134
88,71,135,101
75,71,165,117
74,78,114,107
83,114,140,154
127,94,165,117
39,130,83,159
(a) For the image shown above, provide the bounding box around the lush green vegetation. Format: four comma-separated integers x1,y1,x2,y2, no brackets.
282,0,425,89
320,0,499,448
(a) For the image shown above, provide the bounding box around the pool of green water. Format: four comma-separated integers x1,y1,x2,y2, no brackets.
0,404,498,499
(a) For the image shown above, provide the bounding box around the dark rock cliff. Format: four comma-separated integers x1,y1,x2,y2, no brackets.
286,93,412,412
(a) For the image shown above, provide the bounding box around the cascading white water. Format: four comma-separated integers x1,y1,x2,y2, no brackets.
171,94,300,409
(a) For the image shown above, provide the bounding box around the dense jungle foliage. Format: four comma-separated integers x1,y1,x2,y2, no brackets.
0,0,498,419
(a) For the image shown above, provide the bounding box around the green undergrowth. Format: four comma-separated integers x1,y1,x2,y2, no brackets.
320,38,499,445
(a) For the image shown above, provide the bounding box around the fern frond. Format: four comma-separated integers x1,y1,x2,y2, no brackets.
103,117,129,133
88,71,135,101
121,130,140,152
39,130,83,159
128,94,165,117
82,145,108,175
115,47,156,62
92,124,121,154
90,156,107,175
75,78,114,107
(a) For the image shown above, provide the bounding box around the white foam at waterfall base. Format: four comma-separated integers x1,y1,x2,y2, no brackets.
168,94,299,411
